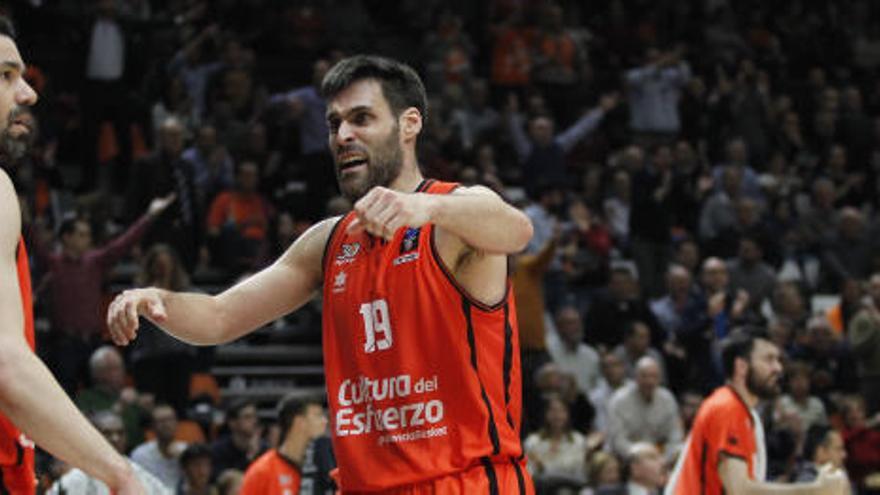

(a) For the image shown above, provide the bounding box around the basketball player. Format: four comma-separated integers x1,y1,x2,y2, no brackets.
240,395,328,494
108,55,535,493
0,16,144,494
664,328,849,494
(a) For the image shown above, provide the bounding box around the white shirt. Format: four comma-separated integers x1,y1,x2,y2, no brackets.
524,430,588,484
130,440,186,489
546,330,601,396
86,18,124,80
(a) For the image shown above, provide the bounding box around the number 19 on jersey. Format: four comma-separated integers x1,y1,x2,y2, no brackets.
359,299,393,353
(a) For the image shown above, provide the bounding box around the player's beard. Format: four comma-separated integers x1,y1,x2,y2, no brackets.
746,364,781,400
0,105,35,164
335,124,403,202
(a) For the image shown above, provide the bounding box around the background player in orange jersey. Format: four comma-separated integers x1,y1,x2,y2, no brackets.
107,55,535,493
665,328,849,495
0,15,144,495
240,395,328,494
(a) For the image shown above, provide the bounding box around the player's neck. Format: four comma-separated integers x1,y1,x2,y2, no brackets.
278,432,309,467
389,163,424,194
729,380,759,408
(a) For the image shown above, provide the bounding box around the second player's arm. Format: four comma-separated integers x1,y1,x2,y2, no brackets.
109,217,336,346
719,456,847,495
0,174,141,492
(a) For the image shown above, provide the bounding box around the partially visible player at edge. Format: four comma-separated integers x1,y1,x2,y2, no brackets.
0,15,145,495
664,328,849,495
108,55,536,493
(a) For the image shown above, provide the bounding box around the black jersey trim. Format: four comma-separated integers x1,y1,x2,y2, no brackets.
430,227,509,313
463,298,501,455
511,457,527,495
503,302,515,428
480,457,499,495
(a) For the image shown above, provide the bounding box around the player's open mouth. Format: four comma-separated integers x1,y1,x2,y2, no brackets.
339,155,368,172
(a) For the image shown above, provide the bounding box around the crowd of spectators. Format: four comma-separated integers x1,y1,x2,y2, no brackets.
4,0,880,493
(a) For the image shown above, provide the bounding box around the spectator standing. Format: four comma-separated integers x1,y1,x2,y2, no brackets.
625,46,691,142
33,194,173,395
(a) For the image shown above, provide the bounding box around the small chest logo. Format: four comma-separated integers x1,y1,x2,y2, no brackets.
393,228,421,265
336,242,361,265
332,271,347,294
400,228,420,254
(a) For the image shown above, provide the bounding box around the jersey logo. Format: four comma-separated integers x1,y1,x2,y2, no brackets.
393,228,421,265
17,433,34,450
336,242,361,265
333,271,347,294
400,228,421,254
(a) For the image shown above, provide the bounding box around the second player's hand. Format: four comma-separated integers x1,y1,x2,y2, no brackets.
347,186,434,240
106,288,167,346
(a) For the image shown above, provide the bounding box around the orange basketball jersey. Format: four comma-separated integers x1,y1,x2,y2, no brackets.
664,386,766,495
240,449,302,495
322,180,528,492
0,239,37,492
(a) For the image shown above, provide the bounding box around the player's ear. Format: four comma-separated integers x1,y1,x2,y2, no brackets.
399,108,422,142
734,356,748,379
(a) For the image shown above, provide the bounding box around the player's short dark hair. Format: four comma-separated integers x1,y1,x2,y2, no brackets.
0,16,16,40
278,394,322,440
226,398,256,421
720,326,770,379
321,55,428,120
179,443,212,468
802,425,834,462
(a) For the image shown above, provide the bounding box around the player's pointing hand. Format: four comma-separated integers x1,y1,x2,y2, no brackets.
106,288,167,346
347,186,434,240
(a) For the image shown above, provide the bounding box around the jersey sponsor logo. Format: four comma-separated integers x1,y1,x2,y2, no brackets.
334,373,447,444
336,242,361,265
392,252,419,266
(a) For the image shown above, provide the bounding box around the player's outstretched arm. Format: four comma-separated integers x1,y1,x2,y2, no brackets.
108,217,336,346
719,456,849,495
0,174,143,494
